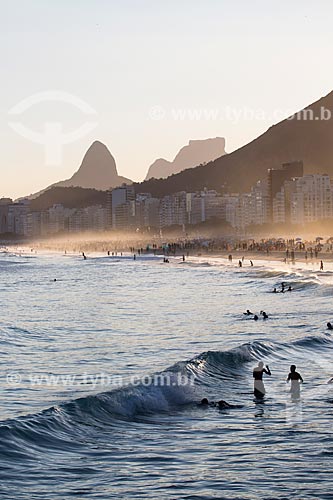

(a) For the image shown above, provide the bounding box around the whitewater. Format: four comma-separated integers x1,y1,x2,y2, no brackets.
0,250,333,499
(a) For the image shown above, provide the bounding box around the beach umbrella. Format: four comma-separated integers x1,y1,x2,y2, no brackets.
296,237,302,241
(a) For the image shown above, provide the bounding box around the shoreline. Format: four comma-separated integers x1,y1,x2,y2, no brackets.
2,243,332,269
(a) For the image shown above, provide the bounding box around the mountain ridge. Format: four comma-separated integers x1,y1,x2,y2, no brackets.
28,90,333,208
135,90,333,197
25,141,131,200
145,137,226,180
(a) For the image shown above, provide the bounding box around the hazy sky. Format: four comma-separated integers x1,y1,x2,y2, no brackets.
2,0,333,198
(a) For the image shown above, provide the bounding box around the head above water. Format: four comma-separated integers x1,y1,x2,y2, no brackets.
290,365,296,372
258,361,264,369
200,398,209,405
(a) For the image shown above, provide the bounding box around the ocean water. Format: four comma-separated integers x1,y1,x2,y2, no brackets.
1,250,333,499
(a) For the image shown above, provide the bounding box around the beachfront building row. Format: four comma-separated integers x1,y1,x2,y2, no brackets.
87,173,333,230
107,186,265,230
0,200,110,237
1,172,333,236
273,174,333,224
0,188,262,236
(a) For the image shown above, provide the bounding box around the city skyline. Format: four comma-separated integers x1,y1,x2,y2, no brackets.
2,0,333,198
4,160,333,237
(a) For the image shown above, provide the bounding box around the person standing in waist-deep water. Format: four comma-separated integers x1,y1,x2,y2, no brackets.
253,361,271,398
286,365,303,396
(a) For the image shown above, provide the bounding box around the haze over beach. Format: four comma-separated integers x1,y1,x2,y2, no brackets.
2,2,333,500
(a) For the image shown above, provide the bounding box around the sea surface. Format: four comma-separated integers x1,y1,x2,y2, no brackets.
1,249,333,499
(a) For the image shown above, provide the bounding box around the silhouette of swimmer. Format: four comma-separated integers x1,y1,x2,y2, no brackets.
253,361,271,398
199,398,239,409
261,311,268,319
199,398,216,408
287,365,303,395
320,260,324,271
82,252,87,260
244,309,253,316
216,400,236,409
273,287,277,293
327,322,333,330
253,315,259,321
250,260,253,267
287,286,292,292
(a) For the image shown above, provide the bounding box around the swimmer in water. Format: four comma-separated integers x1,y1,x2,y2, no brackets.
216,400,233,409
327,322,333,330
286,365,303,395
253,361,271,398
320,260,324,271
216,400,243,409
253,315,259,321
199,398,216,407
244,309,253,316
250,260,253,267
199,398,237,409
273,287,277,293
262,311,268,319
287,286,292,292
